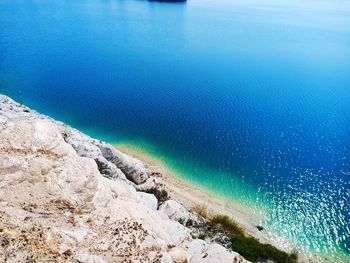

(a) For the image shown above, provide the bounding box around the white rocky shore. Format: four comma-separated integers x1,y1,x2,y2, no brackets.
0,94,249,263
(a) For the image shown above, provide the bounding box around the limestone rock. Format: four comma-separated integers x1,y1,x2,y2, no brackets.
0,118,189,262
159,200,191,225
187,239,207,257
137,192,158,210
0,94,149,184
96,142,149,184
94,156,127,180
188,242,247,263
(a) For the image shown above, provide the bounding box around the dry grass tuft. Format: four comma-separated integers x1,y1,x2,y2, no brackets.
192,204,209,219
210,214,243,235
192,205,243,235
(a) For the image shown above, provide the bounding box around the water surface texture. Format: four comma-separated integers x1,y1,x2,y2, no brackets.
1,0,349,260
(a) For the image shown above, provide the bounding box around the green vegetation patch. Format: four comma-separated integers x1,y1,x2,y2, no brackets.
209,214,243,235
231,234,297,263
192,205,297,263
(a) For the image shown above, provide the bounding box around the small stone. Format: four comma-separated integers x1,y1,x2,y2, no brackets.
256,225,264,231
168,246,188,263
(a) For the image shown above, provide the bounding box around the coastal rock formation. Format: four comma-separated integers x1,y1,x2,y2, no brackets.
0,95,149,185
0,95,248,263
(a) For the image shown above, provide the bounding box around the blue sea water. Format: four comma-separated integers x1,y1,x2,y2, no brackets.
1,0,349,260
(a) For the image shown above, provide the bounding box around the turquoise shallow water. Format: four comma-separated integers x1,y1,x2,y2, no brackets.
0,0,350,260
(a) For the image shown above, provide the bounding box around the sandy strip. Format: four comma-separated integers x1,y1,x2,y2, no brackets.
114,143,295,253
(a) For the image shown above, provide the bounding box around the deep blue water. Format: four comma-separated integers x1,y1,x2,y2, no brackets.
1,0,350,259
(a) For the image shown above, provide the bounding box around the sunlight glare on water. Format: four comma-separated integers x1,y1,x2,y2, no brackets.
0,0,349,260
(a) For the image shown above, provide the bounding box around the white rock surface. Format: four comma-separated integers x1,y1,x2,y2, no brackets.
137,192,158,210
0,94,249,263
0,95,149,185
188,241,247,263
159,200,191,224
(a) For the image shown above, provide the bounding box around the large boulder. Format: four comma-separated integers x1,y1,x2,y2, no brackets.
136,192,158,210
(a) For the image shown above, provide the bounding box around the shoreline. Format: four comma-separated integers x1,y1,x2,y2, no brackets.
114,142,296,254
2,94,347,262
114,143,350,262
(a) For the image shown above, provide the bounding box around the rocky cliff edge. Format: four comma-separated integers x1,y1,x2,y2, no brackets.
0,95,248,263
